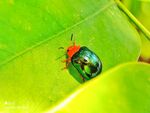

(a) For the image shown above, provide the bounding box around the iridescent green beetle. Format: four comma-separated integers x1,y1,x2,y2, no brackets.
71,46,102,80
63,34,102,81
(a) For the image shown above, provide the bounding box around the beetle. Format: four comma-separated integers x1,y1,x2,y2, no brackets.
62,34,102,81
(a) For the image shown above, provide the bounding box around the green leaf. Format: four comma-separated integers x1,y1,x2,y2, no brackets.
0,0,141,112
122,0,150,60
48,63,150,113
137,1,150,60
121,0,141,17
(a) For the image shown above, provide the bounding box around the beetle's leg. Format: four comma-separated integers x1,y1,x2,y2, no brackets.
62,57,71,63
61,58,71,70
61,62,70,70
62,59,68,63
61,66,68,70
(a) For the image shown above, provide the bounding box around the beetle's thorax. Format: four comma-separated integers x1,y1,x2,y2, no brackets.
67,45,80,58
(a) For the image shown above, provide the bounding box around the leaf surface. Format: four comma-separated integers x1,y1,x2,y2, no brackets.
0,0,141,112
49,63,150,113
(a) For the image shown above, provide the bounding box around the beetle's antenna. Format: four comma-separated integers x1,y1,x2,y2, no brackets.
55,53,66,60
71,33,75,45
58,47,64,49
71,33,73,41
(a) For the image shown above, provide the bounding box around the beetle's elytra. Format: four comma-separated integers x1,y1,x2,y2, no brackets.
71,46,102,80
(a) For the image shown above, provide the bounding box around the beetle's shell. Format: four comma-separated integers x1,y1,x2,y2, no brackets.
71,46,102,80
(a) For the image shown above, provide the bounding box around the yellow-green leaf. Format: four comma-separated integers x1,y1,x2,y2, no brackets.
49,63,150,113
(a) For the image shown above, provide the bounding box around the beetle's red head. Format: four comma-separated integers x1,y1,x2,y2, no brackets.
67,45,80,58
67,34,80,58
